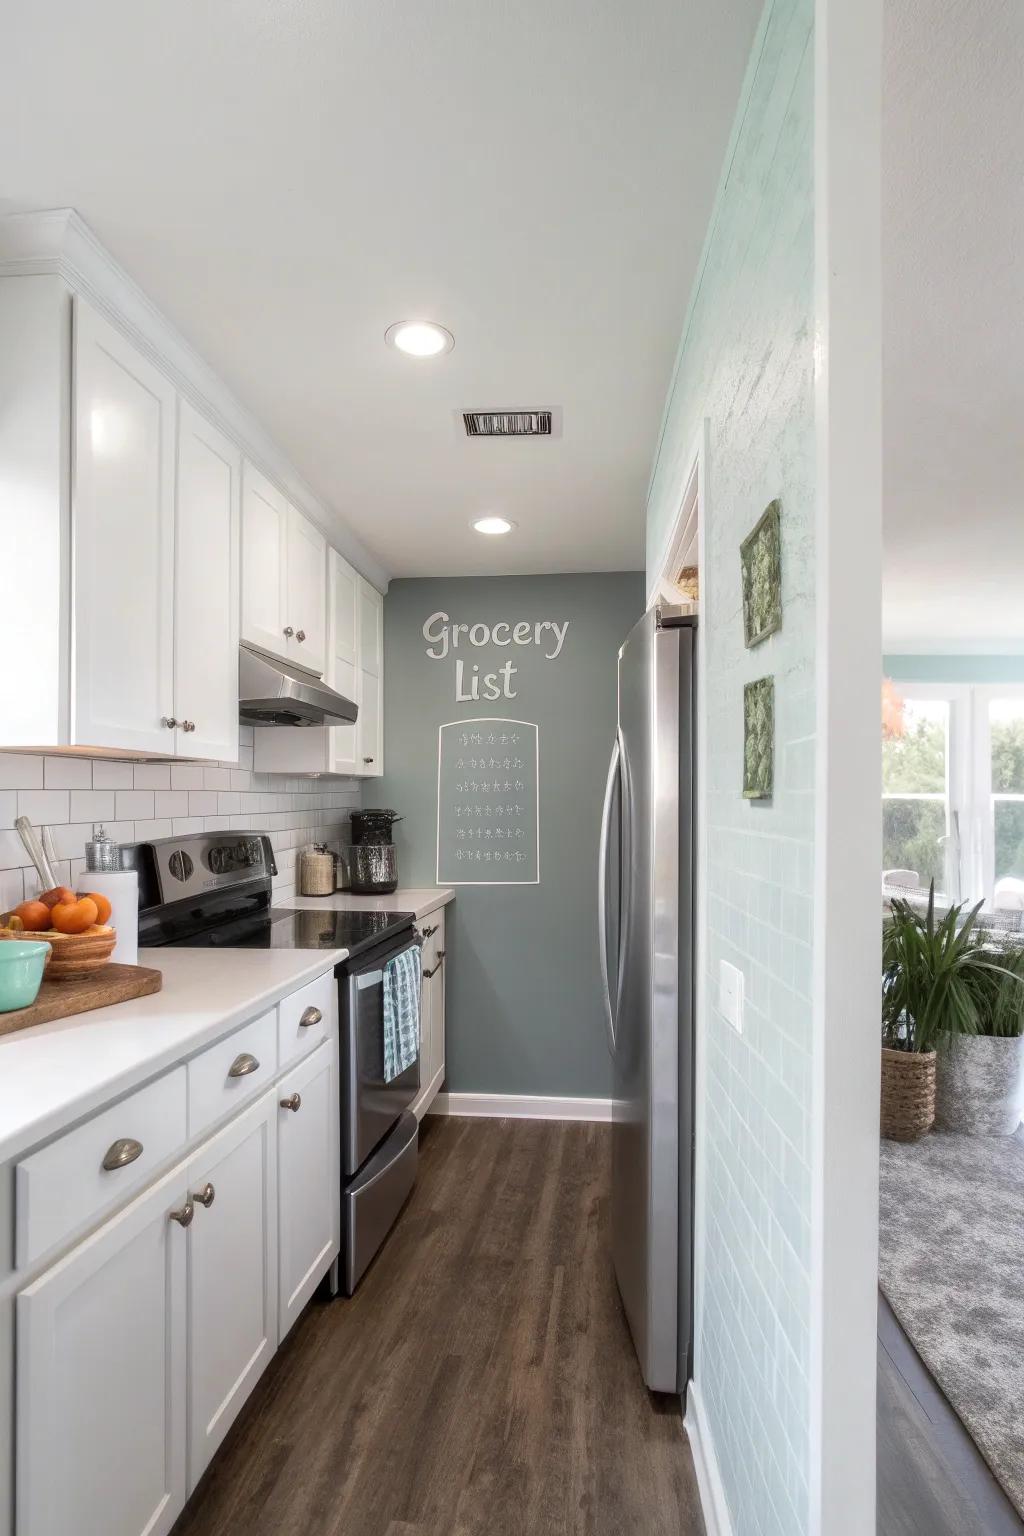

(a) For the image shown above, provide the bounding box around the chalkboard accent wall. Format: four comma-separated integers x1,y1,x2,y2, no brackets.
377,573,645,1098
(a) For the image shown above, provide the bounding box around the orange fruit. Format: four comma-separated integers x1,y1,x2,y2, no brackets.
80,891,112,925
51,897,99,934
40,886,75,910
14,900,52,932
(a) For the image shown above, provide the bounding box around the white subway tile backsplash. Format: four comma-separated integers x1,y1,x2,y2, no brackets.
92,760,134,789
0,793,15,830
0,831,30,871
43,756,92,789
0,754,43,790
17,789,70,825
51,822,96,862
155,791,189,819
132,763,171,790
217,792,241,815
187,791,218,815
69,790,117,823
132,819,172,841
170,764,204,791
172,817,205,834
116,790,155,820
0,867,25,908
203,767,231,790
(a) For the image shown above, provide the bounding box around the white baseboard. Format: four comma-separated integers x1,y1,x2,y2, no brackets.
684,1380,733,1536
428,1092,613,1123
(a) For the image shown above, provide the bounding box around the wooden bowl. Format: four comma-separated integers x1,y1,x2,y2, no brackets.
0,925,116,979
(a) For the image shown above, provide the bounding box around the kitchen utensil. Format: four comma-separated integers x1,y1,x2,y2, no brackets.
81,869,138,962
0,961,162,1037
298,844,336,897
85,826,122,873
41,825,60,881
348,843,399,895
14,817,56,891
0,939,51,1013
350,810,403,846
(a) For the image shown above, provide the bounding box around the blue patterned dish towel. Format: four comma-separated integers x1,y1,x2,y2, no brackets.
383,945,422,1084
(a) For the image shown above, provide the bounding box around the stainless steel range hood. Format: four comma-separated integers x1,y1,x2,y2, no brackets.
238,645,358,727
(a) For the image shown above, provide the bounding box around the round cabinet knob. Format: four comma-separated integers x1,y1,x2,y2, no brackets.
169,1201,194,1228
363,757,374,764
280,1093,302,1113
182,720,196,733
161,716,178,729
193,1182,216,1209
296,629,306,643
283,626,294,638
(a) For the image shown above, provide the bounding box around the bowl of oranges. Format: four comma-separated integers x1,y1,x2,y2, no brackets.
0,887,116,979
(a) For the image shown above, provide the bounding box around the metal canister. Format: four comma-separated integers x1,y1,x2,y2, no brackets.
85,826,121,873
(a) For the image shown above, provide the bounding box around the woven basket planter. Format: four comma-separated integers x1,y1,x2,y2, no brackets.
880,1047,936,1141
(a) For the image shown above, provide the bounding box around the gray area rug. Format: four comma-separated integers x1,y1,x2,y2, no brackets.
878,1128,1024,1518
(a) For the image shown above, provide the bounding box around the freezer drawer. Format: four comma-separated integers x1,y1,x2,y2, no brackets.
342,1110,418,1294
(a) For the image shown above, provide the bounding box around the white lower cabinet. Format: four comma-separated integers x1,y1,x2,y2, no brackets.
411,911,446,1119
14,1026,340,1536
277,1044,339,1340
17,1163,189,1536
186,1093,278,1490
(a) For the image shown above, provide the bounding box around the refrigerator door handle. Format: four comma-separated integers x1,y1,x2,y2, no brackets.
598,734,621,1055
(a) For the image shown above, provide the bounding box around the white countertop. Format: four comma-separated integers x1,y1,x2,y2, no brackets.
283,887,455,921
0,946,346,1166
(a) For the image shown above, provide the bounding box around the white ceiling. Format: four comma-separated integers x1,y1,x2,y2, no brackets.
1,0,760,581
883,0,1024,650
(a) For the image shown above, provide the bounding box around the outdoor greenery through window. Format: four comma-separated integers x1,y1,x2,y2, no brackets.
882,682,1024,906
882,698,949,890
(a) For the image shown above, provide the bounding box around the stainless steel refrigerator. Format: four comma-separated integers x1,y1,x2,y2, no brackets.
598,605,695,1395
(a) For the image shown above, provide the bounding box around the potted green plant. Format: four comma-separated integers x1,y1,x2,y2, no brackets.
881,887,995,1140
935,938,1024,1134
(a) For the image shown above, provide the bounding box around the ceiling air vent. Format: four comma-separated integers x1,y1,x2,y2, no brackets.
462,410,553,438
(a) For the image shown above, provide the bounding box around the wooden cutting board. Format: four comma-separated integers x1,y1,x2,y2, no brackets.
0,964,163,1037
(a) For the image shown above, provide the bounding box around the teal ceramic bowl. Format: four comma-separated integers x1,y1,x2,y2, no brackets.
0,940,51,1012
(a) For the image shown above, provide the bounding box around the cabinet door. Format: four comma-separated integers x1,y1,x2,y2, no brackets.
286,505,326,676
72,297,176,754
357,578,384,776
186,1092,278,1490
175,401,240,763
327,548,359,774
278,1042,339,1340
241,462,289,660
17,1163,189,1536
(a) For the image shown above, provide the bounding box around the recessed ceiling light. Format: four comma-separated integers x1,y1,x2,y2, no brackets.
472,516,516,536
385,320,454,358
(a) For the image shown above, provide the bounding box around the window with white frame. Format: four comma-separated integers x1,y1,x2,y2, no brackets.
883,681,1024,906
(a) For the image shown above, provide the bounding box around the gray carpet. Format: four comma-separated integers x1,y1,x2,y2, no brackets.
879,1128,1024,1518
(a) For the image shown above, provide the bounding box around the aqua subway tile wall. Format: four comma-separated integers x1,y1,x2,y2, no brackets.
646,0,815,1532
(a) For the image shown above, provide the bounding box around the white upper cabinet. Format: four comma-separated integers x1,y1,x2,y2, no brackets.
240,463,289,662
286,505,327,675
175,402,241,764
241,467,327,675
72,297,176,755
327,549,359,774
357,578,384,776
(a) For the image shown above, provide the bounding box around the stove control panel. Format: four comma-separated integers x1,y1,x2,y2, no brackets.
121,832,277,907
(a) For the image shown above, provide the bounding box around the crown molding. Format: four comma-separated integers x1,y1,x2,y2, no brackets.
0,208,389,592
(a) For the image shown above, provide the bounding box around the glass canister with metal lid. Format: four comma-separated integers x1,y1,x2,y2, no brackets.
297,843,336,897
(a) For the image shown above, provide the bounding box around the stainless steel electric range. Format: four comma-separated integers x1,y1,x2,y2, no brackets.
128,831,422,1293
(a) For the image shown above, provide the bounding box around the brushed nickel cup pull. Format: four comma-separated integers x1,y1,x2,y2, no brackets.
169,1201,194,1228
228,1052,260,1078
283,625,294,638
296,629,306,643
280,1093,302,1112
101,1137,143,1172
193,1182,216,1208
299,1006,322,1028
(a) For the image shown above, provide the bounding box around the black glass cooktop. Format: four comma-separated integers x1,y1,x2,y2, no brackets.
161,906,415,958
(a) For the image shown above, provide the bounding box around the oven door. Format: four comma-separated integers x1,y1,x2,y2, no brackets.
339,930,421,1176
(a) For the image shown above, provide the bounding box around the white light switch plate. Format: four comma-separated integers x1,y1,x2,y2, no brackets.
719,960,745,1034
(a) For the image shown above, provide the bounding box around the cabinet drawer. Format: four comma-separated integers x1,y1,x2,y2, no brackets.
188,1010,278,1136
278,970,334,1068
15,1067,187,1268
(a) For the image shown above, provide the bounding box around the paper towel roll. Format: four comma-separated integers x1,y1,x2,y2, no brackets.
84,870,138,966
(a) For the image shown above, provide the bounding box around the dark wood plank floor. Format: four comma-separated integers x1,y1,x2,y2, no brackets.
877,1292,1024,1536
173,1116,705,1536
